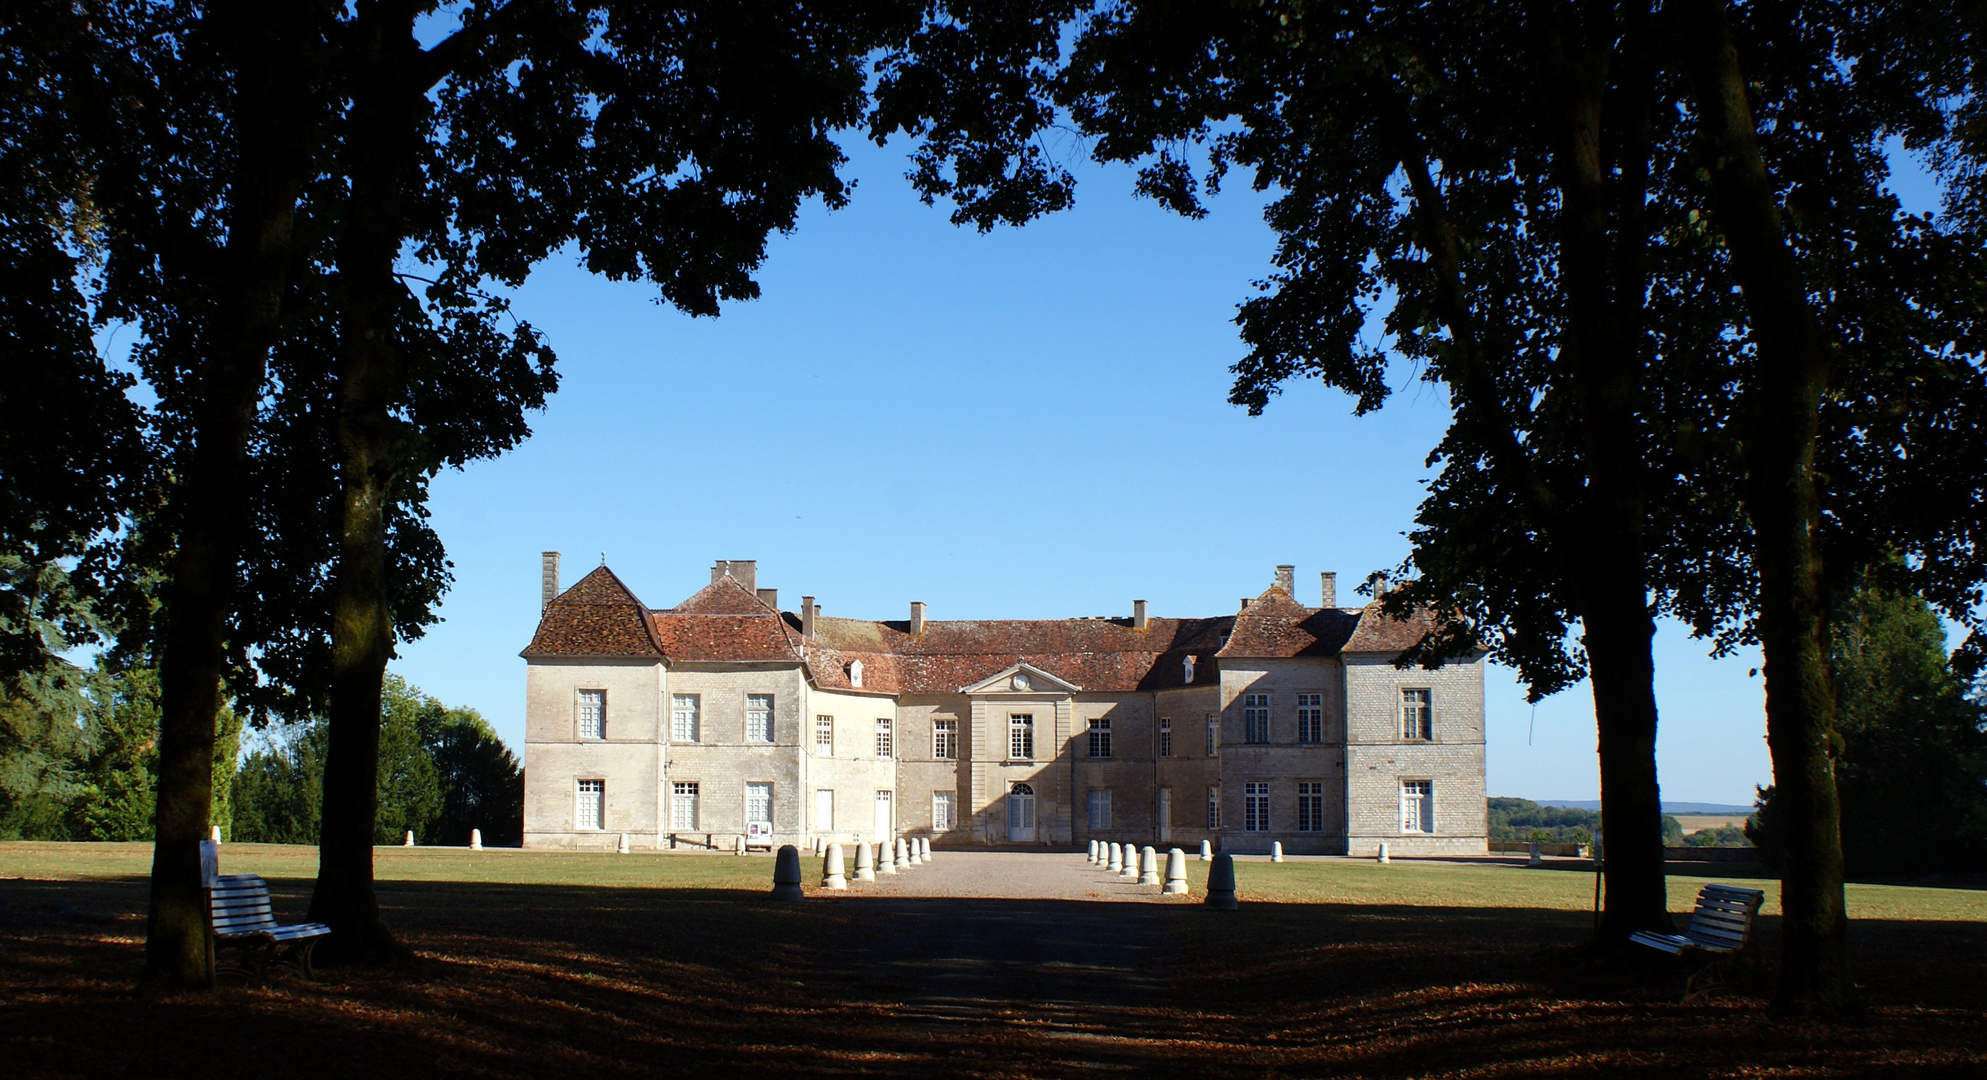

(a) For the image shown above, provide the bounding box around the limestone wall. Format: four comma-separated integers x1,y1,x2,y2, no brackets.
523,658,664,850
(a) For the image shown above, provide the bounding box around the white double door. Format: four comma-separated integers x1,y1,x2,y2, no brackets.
874,790,893,841
1007,782,1036,842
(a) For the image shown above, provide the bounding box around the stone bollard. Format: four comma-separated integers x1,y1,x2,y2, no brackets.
1088,840,1099,863
1576,843,1591,860
1199,839,1212,861
403,831,415,847
771,844,804,901
1528,841,1542,867
1163,848,1189,895
895,837,913,871
853,840,876,882
814,836,824,857
618,832,631,854
1119,847,1139,879
1378,842,1390,864
877,842,897,875
735,835,747,856
210,825,223,844
1271,841,1284,863
470,828,483,851
1139,845,1160,885
919,837,932,862
1107,843,1123,872
822,843,848,889
1204,853,1238,910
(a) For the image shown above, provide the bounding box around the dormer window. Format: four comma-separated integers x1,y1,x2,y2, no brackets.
849,659,864,688
1182,655,1196,683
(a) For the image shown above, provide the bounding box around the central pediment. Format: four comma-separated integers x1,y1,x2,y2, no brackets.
958,662,1081,695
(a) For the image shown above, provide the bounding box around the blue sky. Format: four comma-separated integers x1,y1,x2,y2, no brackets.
387,133,1944,807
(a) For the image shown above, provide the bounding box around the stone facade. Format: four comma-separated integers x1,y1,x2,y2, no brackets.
521,558,1488,856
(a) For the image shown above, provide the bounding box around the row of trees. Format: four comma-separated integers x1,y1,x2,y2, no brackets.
0,664,521,849
6,0,1981,1019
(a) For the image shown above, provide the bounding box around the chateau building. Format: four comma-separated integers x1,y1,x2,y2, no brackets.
520,556,1487,856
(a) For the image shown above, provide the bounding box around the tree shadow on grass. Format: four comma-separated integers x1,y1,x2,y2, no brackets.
0,877,1982,1078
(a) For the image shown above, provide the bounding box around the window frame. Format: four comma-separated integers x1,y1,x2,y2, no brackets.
814,714,834,756
1087,716,1112,759
931,790,955,832
1243,693,1271,745
1297,781,1324,832
576,689,606,740
744,781,774,831
1206,714,1220,757
746,694,775,744
576,778,606,830
1086,789,1112,831
1158,716,1173,758
1243,781,1271,832
1206,785,1221,830
1295,692,1323,744
671,693,700,743
670,781,700,831
932,717,957,760
1401,688,1433,741
874,717,894,759
1401,779,1433,833
1009,713,1035,761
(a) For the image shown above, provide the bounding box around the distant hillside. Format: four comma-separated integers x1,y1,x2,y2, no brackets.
1525,799,1756,816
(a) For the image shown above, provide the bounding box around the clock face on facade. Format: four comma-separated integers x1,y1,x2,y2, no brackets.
1011,672,1031,690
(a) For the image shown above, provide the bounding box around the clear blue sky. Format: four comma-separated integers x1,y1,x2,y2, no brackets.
387,133,1943,808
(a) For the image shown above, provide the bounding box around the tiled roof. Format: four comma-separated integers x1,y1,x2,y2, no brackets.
522,566,1437,677
519,566,664,658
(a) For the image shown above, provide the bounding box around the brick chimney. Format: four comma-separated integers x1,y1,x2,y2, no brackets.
1274,564,1295,595
541,551,561,612
1320,571,1338,608
910,601,926,635
801,596,817,638
1133,599,1148,630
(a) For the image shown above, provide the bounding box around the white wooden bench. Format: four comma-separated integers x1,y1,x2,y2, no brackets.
207,873,332,985
1629,883,1766,1001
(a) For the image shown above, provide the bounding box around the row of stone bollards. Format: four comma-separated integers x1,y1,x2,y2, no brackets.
1085,839,1195,898
771,837,934,899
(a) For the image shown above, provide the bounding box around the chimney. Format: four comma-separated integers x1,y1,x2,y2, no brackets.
1320,571,1338,608
729,560,756,592
1241,598,1252,610
711,561,726,584
1275,564,1295,595
910,601,926,635
757,587,778,609
1133,599,1148,630
541,552,561,612
801,596,816,638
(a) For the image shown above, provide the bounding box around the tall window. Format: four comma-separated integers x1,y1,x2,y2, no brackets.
1088,716,1112,758
746,695,774,743
576,779,605,830
1206,714,1220,756
1158,717,1173,758
1244,693,1271,744
1243,781,1271,832
1401,689,1433,741
1297,782,1324,832
671,782,699,830
1296,693,1323,744
745,782,773,829
1401,780,1433,833
577,689,606,740
1009,713,1035,760
815,789,833,831
815,715,834,756
933,718,957,760
931,791,955,832
671,694,700,742
874,718,894,758
1206,786,1221,829
1087,789,1113,831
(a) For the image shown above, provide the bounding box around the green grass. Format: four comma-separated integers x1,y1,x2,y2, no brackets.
0,840,779,891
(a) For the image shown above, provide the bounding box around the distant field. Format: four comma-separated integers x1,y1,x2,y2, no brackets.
1674,814,1750,833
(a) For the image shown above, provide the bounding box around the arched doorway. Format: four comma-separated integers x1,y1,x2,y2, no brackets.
1007,782,1036,843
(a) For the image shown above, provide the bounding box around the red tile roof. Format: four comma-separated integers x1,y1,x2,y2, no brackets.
522,567,1435,681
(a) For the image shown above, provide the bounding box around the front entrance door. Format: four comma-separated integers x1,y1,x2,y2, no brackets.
1158,788,1172,843
874,790,893,841
1007,782,1036,842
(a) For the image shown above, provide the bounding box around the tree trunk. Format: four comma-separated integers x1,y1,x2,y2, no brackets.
139,3,322,997
1679,0,1858,1017
307,5,422,965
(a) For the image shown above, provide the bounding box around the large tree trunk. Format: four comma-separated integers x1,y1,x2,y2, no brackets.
1547,0,1671,945
307,4,422,965
1679,0,1858,1017
140,3,322,997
